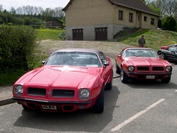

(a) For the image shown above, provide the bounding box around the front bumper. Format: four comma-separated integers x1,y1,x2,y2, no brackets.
127,72,171,79
13,97,93,112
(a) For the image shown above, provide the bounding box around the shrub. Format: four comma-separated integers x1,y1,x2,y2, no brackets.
58,31,65,40
0,24,37,71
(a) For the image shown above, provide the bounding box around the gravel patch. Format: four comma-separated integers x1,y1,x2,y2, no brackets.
38,40,129,58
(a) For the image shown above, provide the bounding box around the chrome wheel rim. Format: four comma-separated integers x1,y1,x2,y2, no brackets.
120,69,123,81
161,53,165,59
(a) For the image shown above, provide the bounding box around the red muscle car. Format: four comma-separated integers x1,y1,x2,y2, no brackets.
115,47,172,83
13,48,113,113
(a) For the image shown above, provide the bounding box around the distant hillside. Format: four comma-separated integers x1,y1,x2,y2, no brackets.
118,29,177,51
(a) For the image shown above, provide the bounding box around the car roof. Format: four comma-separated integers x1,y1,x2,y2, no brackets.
54,48,101,54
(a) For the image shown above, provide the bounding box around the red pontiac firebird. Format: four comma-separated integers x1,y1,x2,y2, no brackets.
12,48,113,113
115,47,172,83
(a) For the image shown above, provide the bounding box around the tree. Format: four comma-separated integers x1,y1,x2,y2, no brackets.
141,0,146,4
149,0,177,19
148,1,161,16
0,4,3,12
10,7,16,15
162,16,177,31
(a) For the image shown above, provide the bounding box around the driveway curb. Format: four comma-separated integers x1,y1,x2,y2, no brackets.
0,98,15,106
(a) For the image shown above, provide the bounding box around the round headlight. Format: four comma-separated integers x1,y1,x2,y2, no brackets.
79,89,90,99
14,85,23,95
128,66,135,72
166,66,172,72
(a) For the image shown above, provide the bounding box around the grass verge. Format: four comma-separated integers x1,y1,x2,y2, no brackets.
119,29,177,51
36,28,65,40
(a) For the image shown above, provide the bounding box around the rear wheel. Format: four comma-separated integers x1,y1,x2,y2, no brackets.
93,87,104,113
120,68,129,83
161,76,171,83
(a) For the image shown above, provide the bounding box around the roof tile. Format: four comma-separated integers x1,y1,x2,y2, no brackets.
109,0,158,16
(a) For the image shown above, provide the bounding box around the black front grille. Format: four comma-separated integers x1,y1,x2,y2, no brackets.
153,67,164,71
52,90,74,97
137,67,149,71
27,88,46,96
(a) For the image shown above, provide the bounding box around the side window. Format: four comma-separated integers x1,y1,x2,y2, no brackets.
99,52,107,63
168,46,175,51
118,10,123,20
144,16,147,21
120,49,125,56
129,13,133,22
151,18,155,25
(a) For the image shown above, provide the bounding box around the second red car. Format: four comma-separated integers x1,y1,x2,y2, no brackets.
115,47,172,83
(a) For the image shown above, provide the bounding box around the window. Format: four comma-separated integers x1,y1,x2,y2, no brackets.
129,13,133,22
144,16,147,21
151,18,155,25
99,52,107,64
118,10,123,20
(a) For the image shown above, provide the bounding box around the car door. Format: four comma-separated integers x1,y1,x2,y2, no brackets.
116,49,125,68
166,46,177,61
98,52,112,84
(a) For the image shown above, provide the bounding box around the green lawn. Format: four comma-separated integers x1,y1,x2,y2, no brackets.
36,29,65,40
119,29,177,51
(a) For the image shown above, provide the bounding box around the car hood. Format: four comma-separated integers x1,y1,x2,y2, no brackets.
16,66,101,88
125,57,171,66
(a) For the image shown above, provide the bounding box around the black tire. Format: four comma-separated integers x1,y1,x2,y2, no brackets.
161,76,171,83
120,68,129,83
92,87,104,113
22,105,31,111
157,51,161,55
105,71,113,90
116,64,121,74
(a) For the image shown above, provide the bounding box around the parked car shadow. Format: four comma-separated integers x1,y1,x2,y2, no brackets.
13,86,120,132
126,79,177,90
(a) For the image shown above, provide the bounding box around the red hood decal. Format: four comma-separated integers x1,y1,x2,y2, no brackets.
19,66,100,88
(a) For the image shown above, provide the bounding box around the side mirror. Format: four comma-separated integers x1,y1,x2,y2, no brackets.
42,61,45,64
103,60,109,66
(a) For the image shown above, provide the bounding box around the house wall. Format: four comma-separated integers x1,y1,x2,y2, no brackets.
65,0,114,26
65,24,124,40
64,0,158,40
140,13,158,29
113,6,158,29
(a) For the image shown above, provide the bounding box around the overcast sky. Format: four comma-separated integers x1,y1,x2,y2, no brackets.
0,0,70,10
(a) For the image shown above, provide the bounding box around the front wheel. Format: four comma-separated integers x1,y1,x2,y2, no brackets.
105,70,113,90
92,87,104,113
160,53,165,59
120,68,129,83
161,76,171,83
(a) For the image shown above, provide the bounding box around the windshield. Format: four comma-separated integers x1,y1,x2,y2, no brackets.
45,52,102,67
123,49,159,58
168,46,177,51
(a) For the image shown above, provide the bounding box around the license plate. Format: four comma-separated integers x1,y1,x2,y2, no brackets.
41,105,57,110
146,75,155,79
